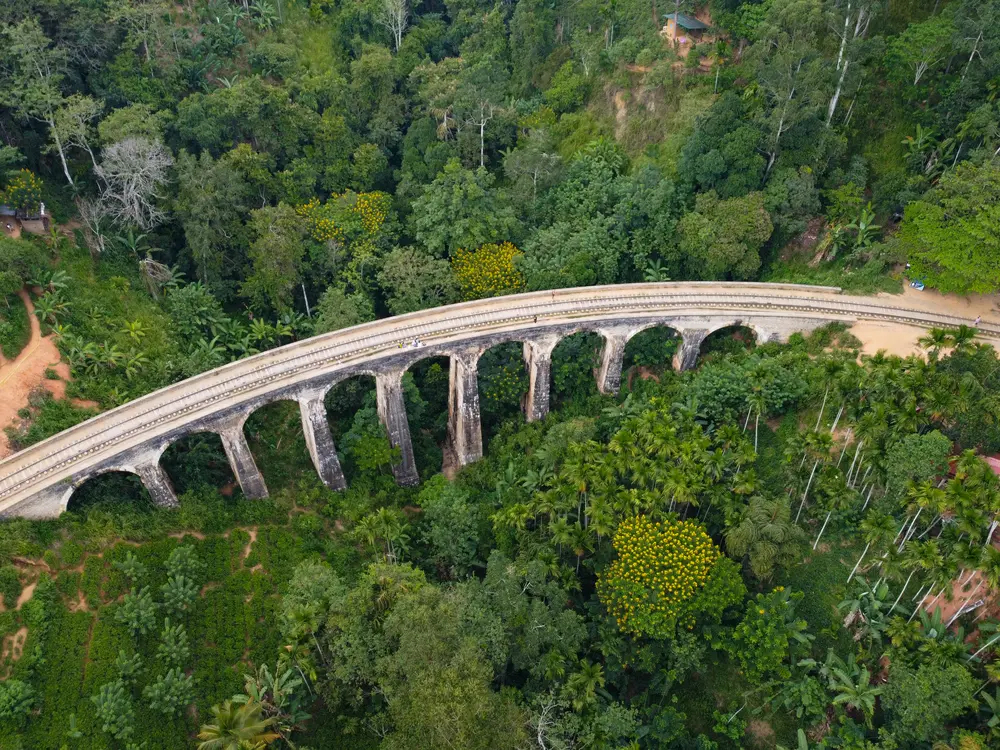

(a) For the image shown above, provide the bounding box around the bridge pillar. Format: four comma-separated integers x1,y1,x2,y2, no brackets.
448,348,483,467
376,370,419,486
523,336,560,422
218,420,269,500
673,329,709,372
597,328,634,395
298,391,347,491
135,460,178,509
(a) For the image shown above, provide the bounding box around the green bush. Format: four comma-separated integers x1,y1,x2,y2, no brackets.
0,565,21,608
0,680,36,728
0,293,30,359
58,540,84,568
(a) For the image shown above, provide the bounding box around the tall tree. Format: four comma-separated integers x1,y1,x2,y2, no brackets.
750,0,827,174
0,20,75,185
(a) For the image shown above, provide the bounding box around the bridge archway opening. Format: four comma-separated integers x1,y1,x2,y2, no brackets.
623,325,682,384
244,400,315,490
324,374,377,435
477,341,529,441
700,325,758,360
66,470,155,515
161,432,237,497
551,332,603,408
404,355,452,476
323,374,379,482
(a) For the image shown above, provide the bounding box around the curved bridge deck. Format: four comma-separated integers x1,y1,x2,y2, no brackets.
1,282,996,518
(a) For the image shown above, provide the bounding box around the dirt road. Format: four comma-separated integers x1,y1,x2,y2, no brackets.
854,285,1000,357
0,290,71,459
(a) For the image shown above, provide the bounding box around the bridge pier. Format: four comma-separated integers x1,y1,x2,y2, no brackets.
298,391,347,491
135,459,178,508
523,337,559,422
218,420,269,500
673,329,709,371
597,327,634,395
376,370,419,486
448,349,483,467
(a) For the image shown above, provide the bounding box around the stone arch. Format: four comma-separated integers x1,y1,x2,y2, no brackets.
475,340,531,437
398,352,454,476
64,468,154,514
161,429,238,496
621,322,684,376
700,322,760,358
550,330,606,404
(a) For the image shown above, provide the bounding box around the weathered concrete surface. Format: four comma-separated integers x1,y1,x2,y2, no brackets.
217,419,269,500
523,336,560,422
376,370,420,486
3,282,1000,519
596,327,634,395
448,349,483,466
298,391,347,491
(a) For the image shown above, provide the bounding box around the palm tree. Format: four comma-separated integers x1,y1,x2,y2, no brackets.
564,660,605,712
725,496,806,580
848,512,897,583
197,700,279,749
951,324,977,352
917,327,954,358
830,663,881,727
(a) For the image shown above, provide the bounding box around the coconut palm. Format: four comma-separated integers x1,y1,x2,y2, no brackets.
917,327,954,357
197,700,279,749
726,496,806,580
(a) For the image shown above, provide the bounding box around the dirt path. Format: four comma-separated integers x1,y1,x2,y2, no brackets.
854,285,1000,358
0,290,70,459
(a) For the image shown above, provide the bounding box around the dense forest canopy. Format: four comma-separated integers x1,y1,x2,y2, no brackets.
2,0,1000,748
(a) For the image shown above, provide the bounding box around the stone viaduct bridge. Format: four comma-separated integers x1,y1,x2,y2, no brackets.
1,282,998,519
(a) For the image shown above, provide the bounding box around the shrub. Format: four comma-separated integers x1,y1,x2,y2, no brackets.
114,586,157,637
0,565,22,608
143,668,194,718
0,680,36,727
91,680,135,740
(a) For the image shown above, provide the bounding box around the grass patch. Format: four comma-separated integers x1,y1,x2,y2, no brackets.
0,292,30,359
765,258,903,295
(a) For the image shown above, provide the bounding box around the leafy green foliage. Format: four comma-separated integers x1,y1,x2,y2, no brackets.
882,662,978,743
115,586,158,637
143,668,195,718
727,587,812,683
91,680,136,740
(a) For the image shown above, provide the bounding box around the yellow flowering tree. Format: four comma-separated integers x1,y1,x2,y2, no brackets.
3,169,43,215
598,516,745,639
451,241,525,301
295,191,393,292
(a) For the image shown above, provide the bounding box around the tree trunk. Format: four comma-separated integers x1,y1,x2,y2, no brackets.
948,580,984,626
830,404,844,434
848,541,869,582
827,58,850,126
47,116,75,187
813,510,833,549
795,459,820,523
815,386,829,430
961,30,982,84
891,570,915,611
861,484,874,511
969,632,1000,661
